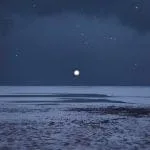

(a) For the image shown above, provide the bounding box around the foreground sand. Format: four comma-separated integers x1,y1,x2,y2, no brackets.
0,102,150,150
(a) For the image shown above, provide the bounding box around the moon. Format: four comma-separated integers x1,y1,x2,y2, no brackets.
74,70,80,76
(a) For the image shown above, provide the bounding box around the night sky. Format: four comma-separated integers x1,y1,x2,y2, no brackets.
0,0,150,85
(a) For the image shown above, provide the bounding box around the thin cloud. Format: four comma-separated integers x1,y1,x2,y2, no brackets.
1,0,150,33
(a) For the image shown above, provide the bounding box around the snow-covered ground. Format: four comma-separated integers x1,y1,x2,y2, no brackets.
1,86,150,104
0,86,150,150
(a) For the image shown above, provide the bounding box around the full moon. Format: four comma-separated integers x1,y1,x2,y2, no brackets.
74,70,80,76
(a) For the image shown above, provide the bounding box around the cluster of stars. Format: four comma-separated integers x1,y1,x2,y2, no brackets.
15,49,22,57
104,34,117,41
132,63,138,70
75,25,90,47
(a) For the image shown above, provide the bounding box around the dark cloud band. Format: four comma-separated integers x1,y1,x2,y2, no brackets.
0,0,150,33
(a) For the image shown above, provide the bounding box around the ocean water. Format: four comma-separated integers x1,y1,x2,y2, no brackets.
0,86,150,104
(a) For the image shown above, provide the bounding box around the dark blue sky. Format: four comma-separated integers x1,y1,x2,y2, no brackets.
0,0,150,85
